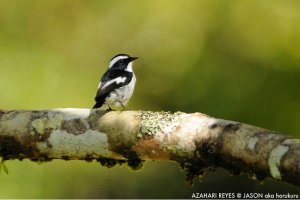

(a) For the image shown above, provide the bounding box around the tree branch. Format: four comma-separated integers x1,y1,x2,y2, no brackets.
0,109,299,185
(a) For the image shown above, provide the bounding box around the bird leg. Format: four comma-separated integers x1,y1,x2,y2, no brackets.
119,102,126,110
107,104,113,111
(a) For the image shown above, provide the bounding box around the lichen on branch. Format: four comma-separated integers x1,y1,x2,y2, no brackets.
0,109,299,186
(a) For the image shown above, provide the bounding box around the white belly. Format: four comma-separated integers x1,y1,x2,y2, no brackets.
105,75,136,108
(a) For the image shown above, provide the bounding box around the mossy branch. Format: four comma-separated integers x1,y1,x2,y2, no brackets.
0,109,299,186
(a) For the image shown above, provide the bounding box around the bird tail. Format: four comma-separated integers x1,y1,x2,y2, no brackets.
92,100,104,109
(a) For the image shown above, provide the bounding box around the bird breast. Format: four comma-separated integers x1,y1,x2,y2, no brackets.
106,74,136,105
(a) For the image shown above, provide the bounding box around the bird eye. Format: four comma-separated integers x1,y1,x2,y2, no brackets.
119,59,124,63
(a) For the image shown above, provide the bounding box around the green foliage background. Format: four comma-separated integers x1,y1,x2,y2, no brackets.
0,0,299,198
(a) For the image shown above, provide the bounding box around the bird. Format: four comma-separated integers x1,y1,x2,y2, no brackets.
93,54,138,110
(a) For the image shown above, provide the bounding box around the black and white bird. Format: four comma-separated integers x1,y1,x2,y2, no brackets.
93,54,138,110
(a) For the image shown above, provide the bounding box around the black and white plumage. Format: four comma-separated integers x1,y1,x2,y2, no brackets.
93,54,138,110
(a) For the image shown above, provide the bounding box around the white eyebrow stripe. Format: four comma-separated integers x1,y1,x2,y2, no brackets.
109,56,128,68
101,77,127,89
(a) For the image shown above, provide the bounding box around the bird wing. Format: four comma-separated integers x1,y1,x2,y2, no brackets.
94,69,133,103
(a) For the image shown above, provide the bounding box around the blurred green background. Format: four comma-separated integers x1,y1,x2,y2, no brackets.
0,0,300,198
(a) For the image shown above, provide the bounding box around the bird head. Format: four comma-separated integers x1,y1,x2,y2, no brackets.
108,54,138,72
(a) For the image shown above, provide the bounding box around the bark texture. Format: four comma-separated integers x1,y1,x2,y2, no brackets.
0,109,299,186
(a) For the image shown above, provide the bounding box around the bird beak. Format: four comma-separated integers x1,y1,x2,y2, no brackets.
129,56,138,62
